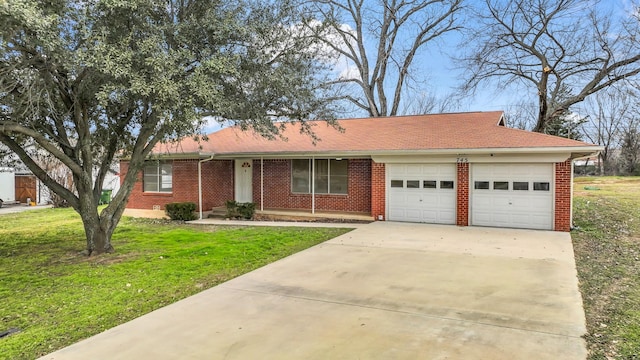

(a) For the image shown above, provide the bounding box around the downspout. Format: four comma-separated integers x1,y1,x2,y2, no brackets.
570,160,575,229
198,155,215,220
260,157,264,212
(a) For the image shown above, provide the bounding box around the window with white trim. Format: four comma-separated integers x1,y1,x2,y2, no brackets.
143,161,172,193
291,159,348,194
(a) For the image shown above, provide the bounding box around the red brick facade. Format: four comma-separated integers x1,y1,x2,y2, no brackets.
122,157,573,231
121,159,233,211
456,162,470,226
371,162,385,220
252,159,371,213
554,159,573,231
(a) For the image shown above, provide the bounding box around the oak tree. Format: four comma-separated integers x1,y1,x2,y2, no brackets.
0,0,333,255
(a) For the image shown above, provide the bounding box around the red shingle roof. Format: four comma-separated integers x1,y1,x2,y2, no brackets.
154,111,597,156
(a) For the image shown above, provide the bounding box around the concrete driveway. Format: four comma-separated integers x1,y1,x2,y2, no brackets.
40,222,586,360
0,203,52,215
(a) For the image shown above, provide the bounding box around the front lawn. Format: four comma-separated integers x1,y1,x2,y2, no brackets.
0,208,351,359
572,176,640,359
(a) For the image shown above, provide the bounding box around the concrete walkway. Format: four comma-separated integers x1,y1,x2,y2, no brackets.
40,222,587,360
188,218,369,228
0,203,52,215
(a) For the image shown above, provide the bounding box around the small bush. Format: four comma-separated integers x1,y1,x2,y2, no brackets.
225,200,255,219
225,200,240,218
165,202,197,221
238,202,256,219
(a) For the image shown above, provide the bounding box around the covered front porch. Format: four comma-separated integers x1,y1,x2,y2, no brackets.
197,157,375,220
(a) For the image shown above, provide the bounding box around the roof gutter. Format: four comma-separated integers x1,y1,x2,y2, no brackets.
205,146,604,159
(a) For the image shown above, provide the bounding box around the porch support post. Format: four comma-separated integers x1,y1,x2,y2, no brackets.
198,161,202,220
311,157,315,214
198,155,215,220
260,157,264,212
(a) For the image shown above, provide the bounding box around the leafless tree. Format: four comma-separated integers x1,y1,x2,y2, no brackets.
580,88,635,175
503,100,538,130
461,0,640,133
401,90,460,115
618,117,640,175
309,0,463,117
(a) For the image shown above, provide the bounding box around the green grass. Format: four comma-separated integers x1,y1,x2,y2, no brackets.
572,176,640,359
0,208,351,359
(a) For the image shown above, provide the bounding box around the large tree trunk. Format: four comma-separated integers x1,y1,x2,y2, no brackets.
78,190,116,255
84,222,115,256
80,209,116,255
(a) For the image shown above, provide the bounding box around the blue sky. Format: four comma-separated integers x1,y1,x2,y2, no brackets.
392,0,634,114
203,0,635,133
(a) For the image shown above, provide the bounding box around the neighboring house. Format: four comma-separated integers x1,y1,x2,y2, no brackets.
0,166,41,204
0,146,121,204
121,111,602,231
0,167,16,203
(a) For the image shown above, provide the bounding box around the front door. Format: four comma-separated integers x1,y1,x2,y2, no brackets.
235,159,253,203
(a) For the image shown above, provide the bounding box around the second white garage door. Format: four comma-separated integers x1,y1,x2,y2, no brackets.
471,164,553,230
387,164,456,224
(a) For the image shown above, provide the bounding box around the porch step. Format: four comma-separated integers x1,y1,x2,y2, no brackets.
207,207,227,218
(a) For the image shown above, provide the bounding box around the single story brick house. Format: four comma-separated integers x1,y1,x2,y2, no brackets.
121,111,601,231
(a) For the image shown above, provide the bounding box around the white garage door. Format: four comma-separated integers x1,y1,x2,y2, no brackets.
387,164,456,224
471,164,553,230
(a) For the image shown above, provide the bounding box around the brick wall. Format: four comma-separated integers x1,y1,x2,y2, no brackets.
121,159,233,211
252,158,371,213
371,162,385,220
202,160,234,210
456,162,469,226
554,159,572,231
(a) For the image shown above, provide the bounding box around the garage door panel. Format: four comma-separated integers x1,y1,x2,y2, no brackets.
422,193,441,205
495,214,511,224
473,213,493,224
406,167,422,175
471,164,553,230
421,210,438,223
389,208,405,219
406,197,423,208
387,164,456,225
511,213,537,226
405,209,422,222
523,195,552,208
437,210,455,224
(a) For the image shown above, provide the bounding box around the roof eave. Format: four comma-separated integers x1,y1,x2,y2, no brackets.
121,152,215,161
202,146,603,159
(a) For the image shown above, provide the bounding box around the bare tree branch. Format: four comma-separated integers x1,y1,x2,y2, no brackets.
460,0,640,133
308,0,463,116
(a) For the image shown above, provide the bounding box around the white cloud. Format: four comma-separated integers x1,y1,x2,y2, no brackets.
202,116,229,134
